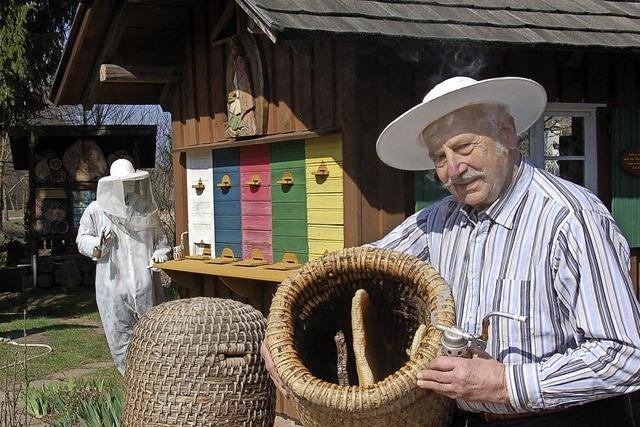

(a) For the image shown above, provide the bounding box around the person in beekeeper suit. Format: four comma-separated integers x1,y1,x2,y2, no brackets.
77,158,170,375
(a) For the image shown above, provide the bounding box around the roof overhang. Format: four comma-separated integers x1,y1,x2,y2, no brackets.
240,0,640,51
52,0,640,108
50,0,190,108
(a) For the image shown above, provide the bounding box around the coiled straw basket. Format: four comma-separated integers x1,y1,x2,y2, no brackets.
123,297,275,426
267,247,456,426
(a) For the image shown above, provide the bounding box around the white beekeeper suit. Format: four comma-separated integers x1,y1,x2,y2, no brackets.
76,159,170,375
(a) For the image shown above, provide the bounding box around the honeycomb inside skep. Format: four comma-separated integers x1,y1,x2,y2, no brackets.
295,277,431,386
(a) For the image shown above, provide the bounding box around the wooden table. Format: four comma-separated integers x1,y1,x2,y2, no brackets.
156,259,295,282
155,259,300,313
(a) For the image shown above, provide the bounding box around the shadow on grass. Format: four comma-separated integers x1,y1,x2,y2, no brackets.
1,323,101,341
0,287,98,318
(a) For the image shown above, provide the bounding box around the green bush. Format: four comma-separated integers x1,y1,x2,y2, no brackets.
19,378,123,426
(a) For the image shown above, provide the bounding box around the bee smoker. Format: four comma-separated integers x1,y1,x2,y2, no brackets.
91,229,106,261
172,231,189,261
436,311,527,358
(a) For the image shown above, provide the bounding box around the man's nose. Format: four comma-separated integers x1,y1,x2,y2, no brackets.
446,153,467,178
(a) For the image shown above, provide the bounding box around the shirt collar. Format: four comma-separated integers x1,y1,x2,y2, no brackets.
485,157,534,229
457,157,534,230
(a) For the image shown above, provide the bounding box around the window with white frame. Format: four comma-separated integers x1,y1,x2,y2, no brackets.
522,103,603,194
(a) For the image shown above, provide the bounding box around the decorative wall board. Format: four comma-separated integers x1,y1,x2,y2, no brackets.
186,150,215,255
213,148,242,258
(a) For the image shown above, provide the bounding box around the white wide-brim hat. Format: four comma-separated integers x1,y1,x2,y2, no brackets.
376,76,547,170
98,158,148,182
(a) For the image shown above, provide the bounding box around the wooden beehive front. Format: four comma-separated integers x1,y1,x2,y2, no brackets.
186,150,214,253
305,135,344,259
213,148,242,258
240,145,273,262
271,141,309,263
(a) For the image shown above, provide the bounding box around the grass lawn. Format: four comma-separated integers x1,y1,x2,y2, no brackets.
0,287,116,383
81,366,123,388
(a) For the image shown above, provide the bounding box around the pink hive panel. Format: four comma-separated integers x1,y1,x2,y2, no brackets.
240,145,272,262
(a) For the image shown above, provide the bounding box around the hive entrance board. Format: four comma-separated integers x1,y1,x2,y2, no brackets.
234,248,268,267
265,252,300,270
205,247,238,264
186,241,211,260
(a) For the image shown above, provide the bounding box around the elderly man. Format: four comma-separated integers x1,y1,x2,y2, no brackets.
262,76,640,425
371,76,640,426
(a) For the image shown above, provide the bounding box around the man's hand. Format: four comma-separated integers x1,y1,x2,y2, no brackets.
260,339,289,398
416,355,510,404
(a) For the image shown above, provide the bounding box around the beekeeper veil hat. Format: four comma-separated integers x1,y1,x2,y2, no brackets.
97,159,158,231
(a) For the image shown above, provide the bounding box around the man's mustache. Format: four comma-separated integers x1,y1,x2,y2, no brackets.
442,169,485,189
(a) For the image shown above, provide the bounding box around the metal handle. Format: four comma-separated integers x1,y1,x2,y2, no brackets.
480,311,527,342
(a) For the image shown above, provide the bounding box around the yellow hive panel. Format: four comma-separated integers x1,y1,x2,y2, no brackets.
305,161,344,181
307,194,344,210
308,225,344,241
309,239,344,257
306,177,343,194
306,134,344,259
307,209,343,225
305,134,343,162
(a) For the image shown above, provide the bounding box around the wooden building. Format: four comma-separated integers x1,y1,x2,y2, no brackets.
51,0,640,296
50,0,640,417
9,125,157,289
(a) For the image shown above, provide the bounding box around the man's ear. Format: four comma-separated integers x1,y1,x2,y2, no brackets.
498,113,518,150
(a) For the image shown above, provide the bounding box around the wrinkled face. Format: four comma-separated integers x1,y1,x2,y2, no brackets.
421,104,519,211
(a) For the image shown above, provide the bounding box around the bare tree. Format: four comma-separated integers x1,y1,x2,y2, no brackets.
150,126,175,246
0,133,29,242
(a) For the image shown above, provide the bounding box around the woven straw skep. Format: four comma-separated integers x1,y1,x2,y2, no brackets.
267,247,456,426
123,297,275,427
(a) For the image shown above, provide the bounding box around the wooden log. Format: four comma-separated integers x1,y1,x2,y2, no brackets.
82,271,95,287
35,219,51,235
34,160,50,182
36,274,53,289
53,260,82,287
48,158,63,170
77,258,93,273
99,64,182,84
52,221,69,234
62,139,108,182
37,259,55,274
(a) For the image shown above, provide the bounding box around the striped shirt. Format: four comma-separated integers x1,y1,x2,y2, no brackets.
370,158,640,414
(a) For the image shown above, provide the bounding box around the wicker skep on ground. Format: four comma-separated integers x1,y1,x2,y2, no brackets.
123,298,275,427
267,247,456,426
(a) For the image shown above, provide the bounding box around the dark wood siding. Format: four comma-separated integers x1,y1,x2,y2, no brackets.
168,6,640,293
169,3,340,151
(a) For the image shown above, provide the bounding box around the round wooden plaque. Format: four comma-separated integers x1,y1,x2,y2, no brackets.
621,146,640,177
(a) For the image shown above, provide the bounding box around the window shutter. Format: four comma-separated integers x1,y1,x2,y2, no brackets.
611,109,640,248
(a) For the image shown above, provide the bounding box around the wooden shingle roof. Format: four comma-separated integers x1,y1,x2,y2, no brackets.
239,0,640,49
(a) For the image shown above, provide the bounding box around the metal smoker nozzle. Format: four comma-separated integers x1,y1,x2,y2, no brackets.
436,311,528,357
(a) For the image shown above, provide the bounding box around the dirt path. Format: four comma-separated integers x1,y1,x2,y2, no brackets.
28,361,114,390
